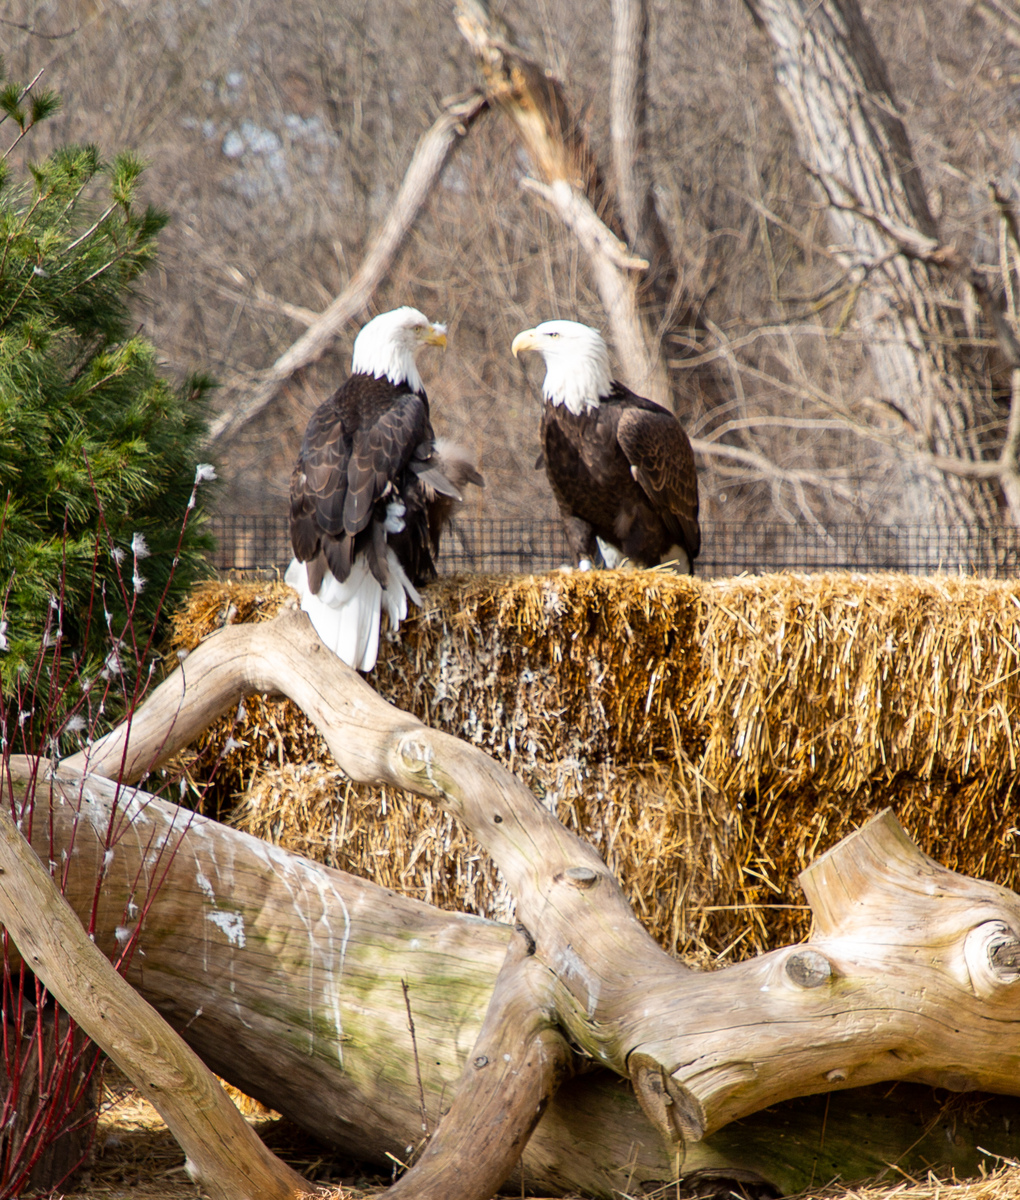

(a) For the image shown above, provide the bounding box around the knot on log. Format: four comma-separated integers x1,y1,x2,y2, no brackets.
513,923,536,956
395,733,449,799
558,866,599,890
785,948,833,989
991,936,1020,975
965,920,1020,997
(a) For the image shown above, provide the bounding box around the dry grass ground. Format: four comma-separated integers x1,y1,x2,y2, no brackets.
63,1075,1020,1200
66,1069,390,1200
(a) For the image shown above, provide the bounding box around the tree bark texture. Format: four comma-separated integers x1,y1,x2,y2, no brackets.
744,0,1006,530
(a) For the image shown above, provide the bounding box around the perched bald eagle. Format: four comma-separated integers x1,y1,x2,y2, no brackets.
511,320,700,573
286,307,481,671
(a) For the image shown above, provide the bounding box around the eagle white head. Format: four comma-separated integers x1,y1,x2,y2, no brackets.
351,306,447,394
511,320,612,416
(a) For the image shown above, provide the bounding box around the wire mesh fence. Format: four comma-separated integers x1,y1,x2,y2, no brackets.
207,514,1020,579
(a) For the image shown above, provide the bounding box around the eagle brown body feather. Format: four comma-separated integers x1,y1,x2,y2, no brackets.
289,373,451,595
541,383,700,569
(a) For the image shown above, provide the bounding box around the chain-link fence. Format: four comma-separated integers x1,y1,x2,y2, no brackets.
206,514,1020,579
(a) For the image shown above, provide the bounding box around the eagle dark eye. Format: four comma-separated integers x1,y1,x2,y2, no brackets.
547,332,560,338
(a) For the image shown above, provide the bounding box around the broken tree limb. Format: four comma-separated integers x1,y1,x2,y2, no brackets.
207,90,488,446
59,613,1020,1158
0,783,308,1200
454,0,717,413
520,177,649,273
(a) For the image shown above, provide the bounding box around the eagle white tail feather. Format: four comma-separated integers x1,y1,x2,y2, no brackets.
285,550,421,672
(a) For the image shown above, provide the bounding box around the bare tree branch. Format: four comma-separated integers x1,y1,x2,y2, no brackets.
973,0,1020,48
213,274,319,328
668,323,833,369
690,436,861,502
207,91,488,445
519,177,649,272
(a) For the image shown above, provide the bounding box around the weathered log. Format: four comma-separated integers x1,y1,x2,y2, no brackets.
48,611,1020,1194
7,741,1020,1195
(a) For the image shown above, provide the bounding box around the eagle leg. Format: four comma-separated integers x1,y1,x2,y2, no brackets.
561,515,599,569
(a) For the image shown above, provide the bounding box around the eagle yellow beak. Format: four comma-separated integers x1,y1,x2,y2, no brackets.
422,323,447,349
511,329,538,359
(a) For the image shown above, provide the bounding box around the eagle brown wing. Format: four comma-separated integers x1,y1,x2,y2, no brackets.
290,395,346,558
343,392,432,534
290,376,433,586
616,403,701,561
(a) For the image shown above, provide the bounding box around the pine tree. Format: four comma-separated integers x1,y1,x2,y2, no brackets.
0,59,216,705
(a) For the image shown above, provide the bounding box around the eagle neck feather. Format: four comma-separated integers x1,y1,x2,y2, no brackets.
351,332,424,394
542,350,611,416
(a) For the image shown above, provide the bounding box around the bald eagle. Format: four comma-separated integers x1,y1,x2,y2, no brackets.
511,320,700,573
286,307,481,671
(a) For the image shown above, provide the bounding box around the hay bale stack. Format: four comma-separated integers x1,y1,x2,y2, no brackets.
169,571,1020,961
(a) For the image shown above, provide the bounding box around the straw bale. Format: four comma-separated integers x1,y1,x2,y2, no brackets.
168,570,1020,959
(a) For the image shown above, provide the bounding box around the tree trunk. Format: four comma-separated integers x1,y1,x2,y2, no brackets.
16,610,1020,1197
744,0,1007,533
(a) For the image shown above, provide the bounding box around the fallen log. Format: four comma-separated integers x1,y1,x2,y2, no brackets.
8,609,1020,1197
9,757,1020,1195
7,756,678,1195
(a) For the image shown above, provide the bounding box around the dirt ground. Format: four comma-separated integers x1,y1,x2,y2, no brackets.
60,1071,389,1200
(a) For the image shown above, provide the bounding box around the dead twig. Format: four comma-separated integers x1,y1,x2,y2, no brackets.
402,979,430,1140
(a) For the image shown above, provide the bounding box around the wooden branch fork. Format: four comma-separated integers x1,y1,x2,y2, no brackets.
5,609,1020,1199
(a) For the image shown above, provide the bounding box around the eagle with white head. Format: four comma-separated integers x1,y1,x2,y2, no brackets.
286,307,482,671
511,319,700,572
